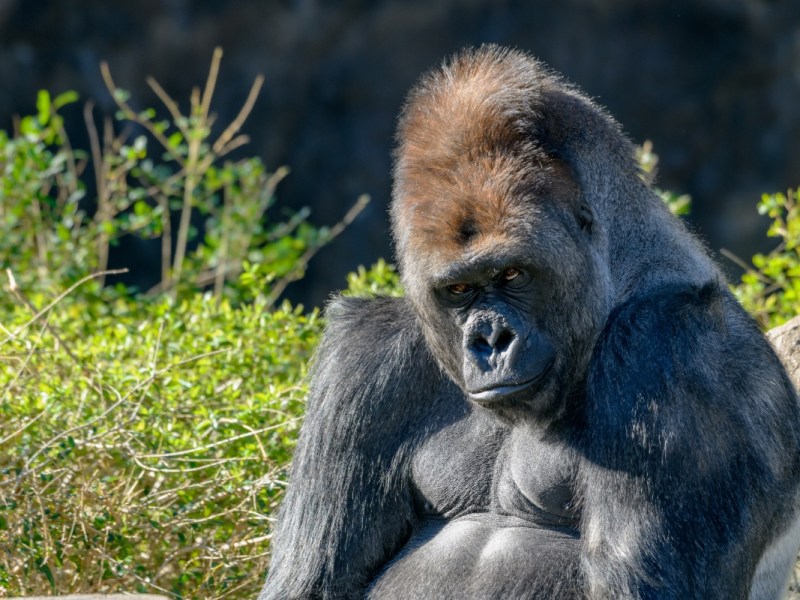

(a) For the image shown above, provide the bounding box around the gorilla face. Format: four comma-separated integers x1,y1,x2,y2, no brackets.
435,262,556,405
414,193,607,421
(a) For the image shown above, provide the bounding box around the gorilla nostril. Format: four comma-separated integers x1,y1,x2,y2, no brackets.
471,327,515,357
472,336,492,356
495,329,514,352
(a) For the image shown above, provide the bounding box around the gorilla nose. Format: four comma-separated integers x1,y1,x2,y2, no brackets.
466,319,517,364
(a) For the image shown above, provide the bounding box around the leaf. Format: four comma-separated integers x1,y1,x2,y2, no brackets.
35,558,55,590
53,90,79,109
168,131,184,149
19,115,39,138
36,90,51,126
113,88,131,103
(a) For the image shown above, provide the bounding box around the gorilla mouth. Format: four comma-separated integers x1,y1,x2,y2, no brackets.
467,361,554,404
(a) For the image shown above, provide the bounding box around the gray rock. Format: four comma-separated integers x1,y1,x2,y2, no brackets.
769,317,800,390
767,316,800,599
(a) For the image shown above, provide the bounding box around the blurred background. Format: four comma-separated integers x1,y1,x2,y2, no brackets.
1,0,798,308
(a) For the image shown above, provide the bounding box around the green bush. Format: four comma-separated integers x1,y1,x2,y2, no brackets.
732,188,800,329
0,49,376,598
1,291,318,597
0,48,355,308
343,258,403,298
637,140,691,216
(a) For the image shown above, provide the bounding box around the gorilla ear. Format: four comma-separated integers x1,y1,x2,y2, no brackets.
577,203,593,234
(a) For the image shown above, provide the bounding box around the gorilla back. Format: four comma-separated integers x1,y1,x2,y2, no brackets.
260,46,800,599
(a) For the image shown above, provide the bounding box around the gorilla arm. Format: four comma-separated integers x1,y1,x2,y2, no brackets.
259,296,435,600
579,283,800,599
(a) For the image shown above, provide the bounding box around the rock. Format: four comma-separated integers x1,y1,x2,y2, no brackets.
767,316,800,599
768,317,800,390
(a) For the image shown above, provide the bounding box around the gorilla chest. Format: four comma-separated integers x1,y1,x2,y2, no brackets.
495,428,579,526
410,410,503,517
411,411,579,526
383,414,583,599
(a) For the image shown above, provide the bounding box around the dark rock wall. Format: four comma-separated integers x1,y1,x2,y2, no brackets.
1,0,799,307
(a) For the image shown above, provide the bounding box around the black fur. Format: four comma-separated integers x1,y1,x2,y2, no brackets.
260,47,800,599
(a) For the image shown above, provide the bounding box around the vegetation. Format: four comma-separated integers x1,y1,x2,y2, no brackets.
637,140,691,216
731,188,800,329
2,286,317,597
0,50,370,598
343,258,402,298
0,54,796,598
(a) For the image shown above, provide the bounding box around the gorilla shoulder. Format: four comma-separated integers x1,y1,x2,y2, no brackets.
323,295,420,351
306,294,442,410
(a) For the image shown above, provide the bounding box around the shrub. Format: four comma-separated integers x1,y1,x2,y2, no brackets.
731,188,800,329
0,48,365,308
637,140,691,216
0,48,371,598
343,258,403,298
1,289,318,597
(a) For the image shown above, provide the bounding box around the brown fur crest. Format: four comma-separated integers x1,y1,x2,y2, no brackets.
391,46,577,265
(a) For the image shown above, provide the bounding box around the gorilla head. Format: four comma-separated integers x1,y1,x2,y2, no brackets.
391,48,617,420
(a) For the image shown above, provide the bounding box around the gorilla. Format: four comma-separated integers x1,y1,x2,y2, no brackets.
259,46,800,599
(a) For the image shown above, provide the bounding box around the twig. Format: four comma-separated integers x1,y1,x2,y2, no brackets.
130,455,235,474
171,145,198,294
29,197,49,280
264,194,370,307
214,181,233,302
146,76,187,136
201,47,223,120
55,113,81,199
100,61,184,167
719,248,772,284
3,268,128,343
213,74,264,155
84,101,111,285
157,193,172,286
137,420,296,459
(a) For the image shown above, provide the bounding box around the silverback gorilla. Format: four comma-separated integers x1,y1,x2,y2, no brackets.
260,46,800,599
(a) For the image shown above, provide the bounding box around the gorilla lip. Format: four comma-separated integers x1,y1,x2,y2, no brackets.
467,361,553,403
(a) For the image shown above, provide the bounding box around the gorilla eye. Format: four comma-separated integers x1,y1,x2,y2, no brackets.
502,267,521,281
447,283,473,295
